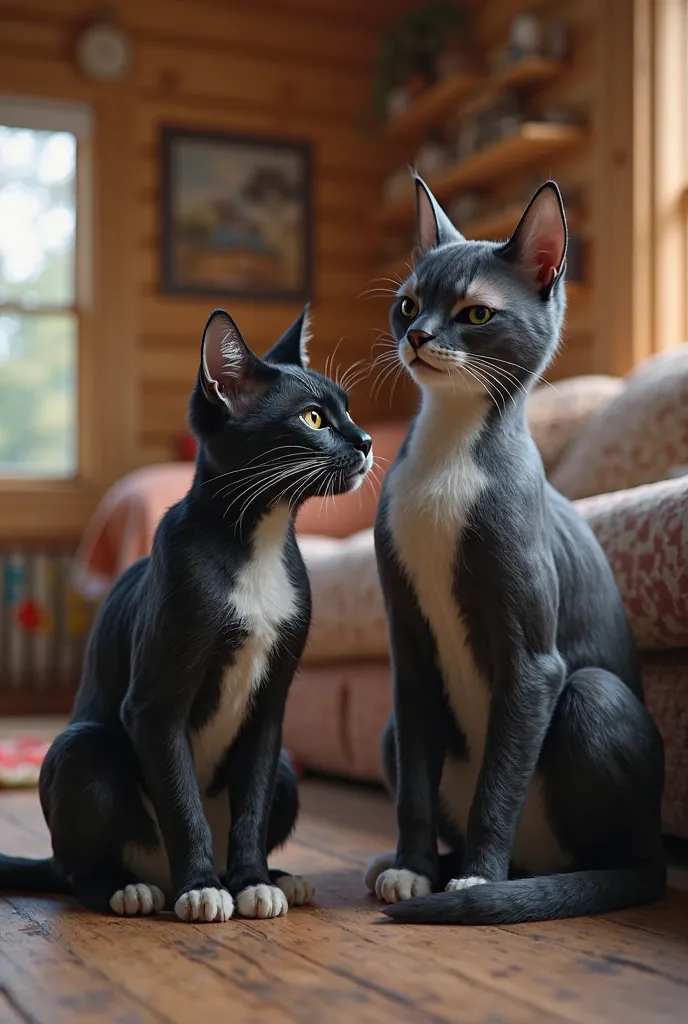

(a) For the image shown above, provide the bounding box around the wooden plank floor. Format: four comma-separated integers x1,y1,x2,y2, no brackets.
0,779,687,1023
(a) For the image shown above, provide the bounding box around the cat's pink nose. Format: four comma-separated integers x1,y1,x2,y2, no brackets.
407,329,433,351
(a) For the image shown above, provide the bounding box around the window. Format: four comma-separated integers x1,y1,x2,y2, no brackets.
648,1,688,355
0,98,91,479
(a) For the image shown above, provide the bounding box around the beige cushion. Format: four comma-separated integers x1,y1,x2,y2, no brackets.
299,530,388,664
527,375,625,474
551,346,688,499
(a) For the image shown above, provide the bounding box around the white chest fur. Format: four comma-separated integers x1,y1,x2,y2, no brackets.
124,504,298,893
387,395,490,759
387,396,569,874
191,503,298,792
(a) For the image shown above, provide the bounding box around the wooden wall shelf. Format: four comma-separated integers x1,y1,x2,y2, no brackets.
382,57,563,146
491,55,562,93
375,123,585,228
383,72,482,143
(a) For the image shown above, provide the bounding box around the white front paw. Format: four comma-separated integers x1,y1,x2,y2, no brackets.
236,884,288,919
375,868,431,904
445,876,488,892
273,874,315,907
364,852,395,893
109,883,165,917
174,887,234,922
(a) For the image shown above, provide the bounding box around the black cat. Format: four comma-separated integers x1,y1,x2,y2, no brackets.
0,307,372,923
365,177,666,924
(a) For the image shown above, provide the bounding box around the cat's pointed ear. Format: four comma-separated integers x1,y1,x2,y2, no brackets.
200,309,269,416
413,174,464,258
264,304,311,368
500,181,568,295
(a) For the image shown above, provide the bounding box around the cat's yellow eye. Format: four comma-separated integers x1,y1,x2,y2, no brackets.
400,296,419,319
301,408,324,430
467,305,494,325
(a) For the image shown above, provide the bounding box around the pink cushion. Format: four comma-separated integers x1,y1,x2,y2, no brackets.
73,464,195,600
284,663,392,780
551,346,688,499
296,420,406,539
527,375,625,474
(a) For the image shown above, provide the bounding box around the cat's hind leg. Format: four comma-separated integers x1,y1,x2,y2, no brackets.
384,669,665,924
40,721,165,916
541,667,665,877
264,750,314,908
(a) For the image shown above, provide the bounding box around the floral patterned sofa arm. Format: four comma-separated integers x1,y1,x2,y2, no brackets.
575,475,688,650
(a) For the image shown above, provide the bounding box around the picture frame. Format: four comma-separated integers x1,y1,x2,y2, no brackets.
160,126,313,301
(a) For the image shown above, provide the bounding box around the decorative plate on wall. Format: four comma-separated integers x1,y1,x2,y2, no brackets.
75,21,133,82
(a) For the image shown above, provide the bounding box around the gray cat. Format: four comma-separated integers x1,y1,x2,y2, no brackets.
365,178,666,924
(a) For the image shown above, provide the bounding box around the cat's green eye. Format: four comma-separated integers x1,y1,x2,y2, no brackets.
301,409,324,430
400,297,419,319
467,306,494,325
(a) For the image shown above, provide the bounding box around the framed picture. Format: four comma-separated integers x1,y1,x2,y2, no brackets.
161,127,312,301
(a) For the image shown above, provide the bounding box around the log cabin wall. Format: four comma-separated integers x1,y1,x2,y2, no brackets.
0,0,420,477
0,0,650,481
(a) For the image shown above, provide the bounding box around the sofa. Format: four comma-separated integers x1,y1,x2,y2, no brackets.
73,346,688,838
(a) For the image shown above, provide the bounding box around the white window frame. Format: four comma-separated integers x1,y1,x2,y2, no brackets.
0,96,93,481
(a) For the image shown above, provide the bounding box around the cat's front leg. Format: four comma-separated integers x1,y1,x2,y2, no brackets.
377,676,447,902
223,675,295,919
369,535,448,904
123,702,233,921
121,609,233,924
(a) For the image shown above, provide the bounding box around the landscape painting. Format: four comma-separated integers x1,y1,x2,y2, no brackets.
161,128,312,300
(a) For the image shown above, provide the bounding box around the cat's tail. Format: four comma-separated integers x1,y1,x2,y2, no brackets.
0,854,71,894
381,867,666,925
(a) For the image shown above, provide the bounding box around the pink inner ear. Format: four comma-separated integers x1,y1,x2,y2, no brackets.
531,238,561,286
536,261,558,287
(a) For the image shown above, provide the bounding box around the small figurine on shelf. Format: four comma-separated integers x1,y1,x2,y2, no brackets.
386,87,412,123
494,14,569,71
385,71,434,122
507,13,545,61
